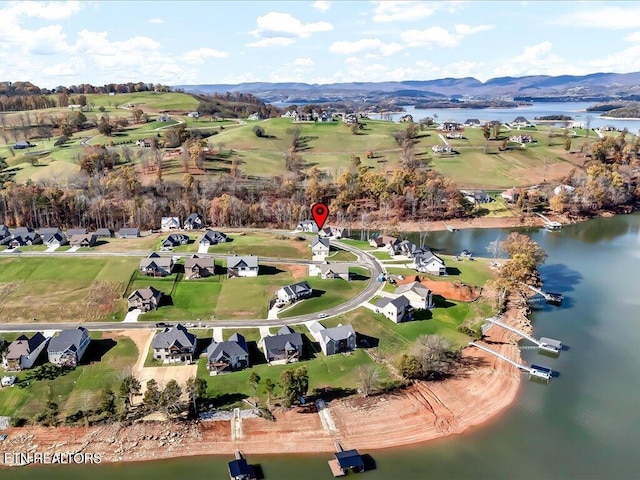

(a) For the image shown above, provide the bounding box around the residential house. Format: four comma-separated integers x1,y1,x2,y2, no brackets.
0,224,9,244
13,141,33,149
319,226,345,239
183,213,204,230
152,324,197,364
117,227,140,238
318,112,335,122
161,216,180,231
509,134,533,143
440,120,461,131
47,327,91,367
553,184,576,196
94,228,114,238
311,236,330,259
375,295,411,323
413,250,447,276
227,255,259,277
446,132,463,139
135,139,151,147
464,118,481,126
369,235,400,250
199,230,227,248
205,333,249,374
161,233,189,251
42,231,68,247
394,282,434,309
511,116,531,127
184,254,215,279
277,281,313,303
127,286,163,312
320,263,350,281
461,189,492,205
66,228,88,236
247,112,260,121
70,234,97,247
262,326,304,364
9,227,41,247
295,220,319,233
139,252,174,276
501,187,520,203
432,144,453,154
399,114,414,123
187,111,201,118
157,113,171,122
2,333,48,371
308,321,356,356
294,112,314,122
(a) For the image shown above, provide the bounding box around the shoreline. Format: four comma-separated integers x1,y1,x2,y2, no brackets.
0,291,530,466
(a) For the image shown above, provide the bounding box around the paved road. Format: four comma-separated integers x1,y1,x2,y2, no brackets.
0,239,385,332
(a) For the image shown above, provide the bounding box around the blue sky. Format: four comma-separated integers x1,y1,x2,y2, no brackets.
1,1,640,88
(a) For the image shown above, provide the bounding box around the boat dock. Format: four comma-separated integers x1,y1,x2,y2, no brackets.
329,441,365,477
442,221,458,232
520,282,564,305
485,317,562,353
468,342,553,381
536,213,562,231
228,451,257,480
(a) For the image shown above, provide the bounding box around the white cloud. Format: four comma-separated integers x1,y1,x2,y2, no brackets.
625,31,640,42
330,38,403,56
312,1,330,12
183,47,228,64
454,24,493,35
402,26,460,48
372,1,441,22
492,41,570,78
555,7,640,29
441,60,482,78
586,45,640,72
2,1,83,21
248,12,332,48
294,57,314,67
148,18,164,24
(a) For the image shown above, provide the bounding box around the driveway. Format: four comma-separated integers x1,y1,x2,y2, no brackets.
44,245,59,253
197,244,209,254
68,246,80,253
123,308,142,323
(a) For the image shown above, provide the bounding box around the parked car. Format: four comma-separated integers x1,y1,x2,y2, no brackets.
317,313,328,318
155,322,167,328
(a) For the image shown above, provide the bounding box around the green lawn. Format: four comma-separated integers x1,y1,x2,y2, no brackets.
338,239,374,250
207,232,310,259
0,332,138,419
386,255,494,287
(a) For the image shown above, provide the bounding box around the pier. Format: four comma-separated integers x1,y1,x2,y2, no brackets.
329,441,365,477
520,282,564,304
484,317,562,353
442,221,458,232
536,213,563,231
468,342,552,381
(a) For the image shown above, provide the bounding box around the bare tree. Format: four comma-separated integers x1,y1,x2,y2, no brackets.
355,365,379,397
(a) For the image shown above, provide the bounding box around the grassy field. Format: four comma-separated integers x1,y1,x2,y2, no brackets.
0,331,138,419
0,257,138,323
206,232,311,259
386,255,494,286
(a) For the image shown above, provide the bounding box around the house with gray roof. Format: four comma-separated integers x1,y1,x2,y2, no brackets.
127,286,163,312
47,327,90,367
117,227,140,238
394,282,434,309
9,227,41,247
205,332,249,374
413,250,447,276
70,233,97,247
183,213,204,230
2,333,48,371
308,321,356,356
227,255,259,277
295,219,318,233
320,263,350,281
161,233,189,251
66,228,88,236
277,281,312,303
311,236,330,259
319,226,345,239
94,228,114,238
0,225,9,243
161,216,180,231
199,230,227,248
42,231,68,247
139,252,174,277
369,235,400,250
152,324,197,364
375,295,412,323
184,254,215,279
262,326,304,364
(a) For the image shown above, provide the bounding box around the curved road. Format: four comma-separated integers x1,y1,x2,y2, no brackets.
0,239,385,332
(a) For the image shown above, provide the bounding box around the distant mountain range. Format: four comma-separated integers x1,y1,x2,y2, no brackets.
175,72,640,104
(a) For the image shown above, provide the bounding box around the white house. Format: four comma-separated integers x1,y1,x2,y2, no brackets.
413,251,447,276
394,282,434,309
161,216,180,231
47,327,91,367
277,281,313,303
375,296,411,323
2,333,48,371
227,255,259,277
311,237,330,260
295,220,318,233
307,321,357,356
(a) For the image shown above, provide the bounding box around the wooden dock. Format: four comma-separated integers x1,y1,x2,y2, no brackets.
328,459,346,477
485,317,562,353
469,342,553,381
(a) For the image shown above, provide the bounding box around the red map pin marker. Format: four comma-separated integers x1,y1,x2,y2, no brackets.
311,203,329,230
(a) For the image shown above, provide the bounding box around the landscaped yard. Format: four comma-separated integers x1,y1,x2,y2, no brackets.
0,331,138,419
206,232,311,259
386,255,494,287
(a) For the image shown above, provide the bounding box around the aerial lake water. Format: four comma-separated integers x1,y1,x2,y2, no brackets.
4,213,640,479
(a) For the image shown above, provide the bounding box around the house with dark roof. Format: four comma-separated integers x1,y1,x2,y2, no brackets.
227,255,259,277
311,236,330,259
139,252,174,276
13,140,33,149
70,233,97,247
440,120,461,131
161,216,180,231
319,226,345,239
47,327,90,367
320,263,350,281
9,227,41,247
0,224,9,243
161,233,189,251
464,118,481,126
184,254,215,279
127,286,163,312
501,187,520,203
369,235,400,250
262,326,304,364
199,230,227,248
295,219,318,233
42,231,68,247
394,282,434,309
308,321,356,356
413,250,447,276
183,213,204,230
277,281,313,303
2,333,48,371
205,332,249,374
511,116,531,126
94,228,115,238
152,324,197,364
117,227,140,238
375,295,411,323
66,228,88,236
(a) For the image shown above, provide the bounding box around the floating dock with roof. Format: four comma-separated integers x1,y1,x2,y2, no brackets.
228,451,257,480
469,342,553,381
484,317,562,354
329,442,365,477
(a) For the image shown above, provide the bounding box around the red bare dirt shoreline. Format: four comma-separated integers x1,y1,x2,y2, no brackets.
0,301,528,465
